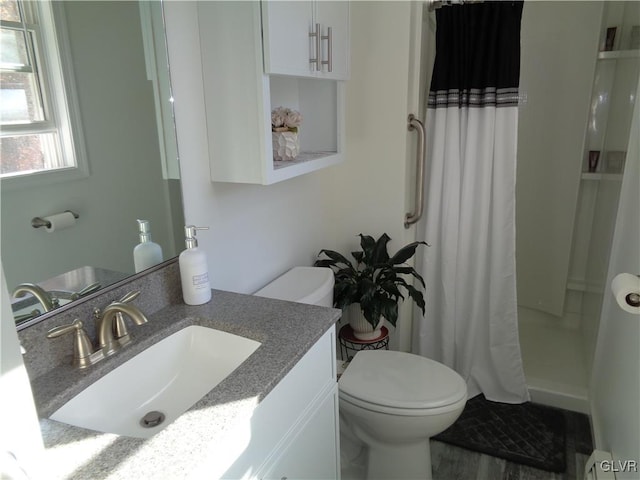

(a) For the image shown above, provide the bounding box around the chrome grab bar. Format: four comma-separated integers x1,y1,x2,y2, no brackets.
405,114,426,228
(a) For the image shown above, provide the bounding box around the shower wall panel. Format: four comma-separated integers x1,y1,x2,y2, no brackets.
516,2,603,316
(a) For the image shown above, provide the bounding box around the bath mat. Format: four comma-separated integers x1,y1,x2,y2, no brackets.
433,394,566,472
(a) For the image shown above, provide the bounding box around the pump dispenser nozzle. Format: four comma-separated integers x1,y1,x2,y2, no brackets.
184,225,209,249
137,219,152,243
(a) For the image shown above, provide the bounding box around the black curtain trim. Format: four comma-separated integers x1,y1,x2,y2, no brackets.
428,87,520,108
430,1,524,92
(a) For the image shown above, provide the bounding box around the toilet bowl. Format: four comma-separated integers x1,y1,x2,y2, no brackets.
339,350,467,480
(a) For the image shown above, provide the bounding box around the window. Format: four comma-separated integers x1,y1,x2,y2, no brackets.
0,0,84,182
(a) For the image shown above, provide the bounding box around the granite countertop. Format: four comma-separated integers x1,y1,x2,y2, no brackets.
31,289,341,480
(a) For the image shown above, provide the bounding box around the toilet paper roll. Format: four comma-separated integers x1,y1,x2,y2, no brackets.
44,211,77,233
611,273,640,315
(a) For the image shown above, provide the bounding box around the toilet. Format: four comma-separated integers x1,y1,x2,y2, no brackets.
339,350,467,480
255,266,467,480
253,266,334,307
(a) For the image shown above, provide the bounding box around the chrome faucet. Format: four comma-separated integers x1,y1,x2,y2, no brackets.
97,302,149,356
13,283,59,312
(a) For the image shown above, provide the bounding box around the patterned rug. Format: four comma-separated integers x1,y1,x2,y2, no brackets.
433,394,566,472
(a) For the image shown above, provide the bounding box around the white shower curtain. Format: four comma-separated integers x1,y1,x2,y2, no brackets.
412,1,529,403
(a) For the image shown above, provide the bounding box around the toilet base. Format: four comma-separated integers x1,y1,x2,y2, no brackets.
365,437,432,480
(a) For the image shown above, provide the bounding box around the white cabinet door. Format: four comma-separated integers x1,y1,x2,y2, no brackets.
262,1,315,77
262,1,349,80
263,388,340,480
315,1,350,80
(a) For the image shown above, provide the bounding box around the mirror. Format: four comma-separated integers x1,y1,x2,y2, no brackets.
0,1,185,326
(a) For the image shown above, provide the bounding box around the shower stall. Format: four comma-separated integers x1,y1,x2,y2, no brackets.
417,1,639,412
514,1,639,412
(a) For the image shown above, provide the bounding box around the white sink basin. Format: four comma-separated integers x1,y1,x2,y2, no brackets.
50,325,261,438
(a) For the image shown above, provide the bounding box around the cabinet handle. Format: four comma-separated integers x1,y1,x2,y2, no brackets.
309,23,321,71
321,26,333,73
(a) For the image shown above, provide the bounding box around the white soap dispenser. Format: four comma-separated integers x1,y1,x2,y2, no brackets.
133,219,163,273
179,225,211,305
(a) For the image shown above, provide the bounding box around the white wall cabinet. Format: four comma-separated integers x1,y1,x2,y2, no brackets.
198,1,347,185
262,1,350,81
220,327,340,480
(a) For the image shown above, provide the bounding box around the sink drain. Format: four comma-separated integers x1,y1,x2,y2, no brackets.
140,411,166,428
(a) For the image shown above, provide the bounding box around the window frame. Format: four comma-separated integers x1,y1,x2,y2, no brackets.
0,0,88,190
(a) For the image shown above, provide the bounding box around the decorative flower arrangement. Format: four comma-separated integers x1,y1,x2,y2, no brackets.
271,107,303,133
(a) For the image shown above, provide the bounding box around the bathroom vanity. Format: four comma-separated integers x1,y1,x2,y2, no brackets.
18,261,341,479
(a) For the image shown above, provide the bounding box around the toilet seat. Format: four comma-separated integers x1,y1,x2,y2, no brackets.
338,350,467,416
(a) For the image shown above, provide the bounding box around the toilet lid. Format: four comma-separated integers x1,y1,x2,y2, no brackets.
339,350,467,410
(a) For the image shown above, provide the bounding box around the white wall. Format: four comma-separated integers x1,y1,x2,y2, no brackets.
318,1,420,350
590,81,640,477
1,2,178,291
516,1,603,317
163,2,335,296
164,1,420,349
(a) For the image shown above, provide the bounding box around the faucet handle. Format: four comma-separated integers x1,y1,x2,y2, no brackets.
46,318,84,338
70,282,102,301
47,319,102,369
118,290,141,303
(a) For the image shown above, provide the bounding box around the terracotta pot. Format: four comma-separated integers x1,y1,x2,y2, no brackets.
346,303,384,340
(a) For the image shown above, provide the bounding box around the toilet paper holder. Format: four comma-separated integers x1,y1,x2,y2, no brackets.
31,210,79,229
612,273,640,310
627,274,640,308
626,291,640,308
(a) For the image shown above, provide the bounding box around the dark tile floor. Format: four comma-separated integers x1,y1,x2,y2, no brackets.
430,409,593,480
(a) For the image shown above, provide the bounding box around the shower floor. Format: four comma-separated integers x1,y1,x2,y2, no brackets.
518,307,589,413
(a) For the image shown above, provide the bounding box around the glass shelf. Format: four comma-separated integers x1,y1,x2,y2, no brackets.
580,172,624,181
597,49,640,60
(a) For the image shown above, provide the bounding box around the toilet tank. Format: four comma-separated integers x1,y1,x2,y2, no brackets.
254,267,334,307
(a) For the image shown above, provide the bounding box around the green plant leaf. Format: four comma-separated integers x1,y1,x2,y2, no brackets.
313,258,339,268
317,249,354,269
404,283,426,314
390,241,428,265
334,281,359,310
390,266,426,287
360,277,377,303
372,233,391,264
362,301,383,329
380,297,399,328
379,281,404,301
358,234,376,263
351,250,364,264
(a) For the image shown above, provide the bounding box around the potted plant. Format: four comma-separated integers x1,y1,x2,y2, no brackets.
314,233,427,340
271,106,303,161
